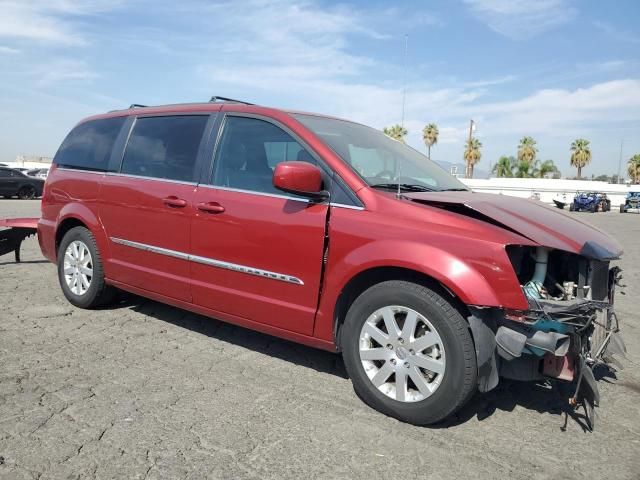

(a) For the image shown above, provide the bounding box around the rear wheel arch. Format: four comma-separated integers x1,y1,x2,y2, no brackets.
333,266,470,350
55,217,88,254
54,203,109,262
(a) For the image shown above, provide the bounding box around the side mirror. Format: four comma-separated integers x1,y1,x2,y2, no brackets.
273,161,329,201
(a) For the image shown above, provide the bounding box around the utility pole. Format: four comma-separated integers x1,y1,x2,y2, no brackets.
466,119,475,178
401,34,408,128
617,139,624,183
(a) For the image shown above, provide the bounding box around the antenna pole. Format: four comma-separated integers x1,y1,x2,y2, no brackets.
617,139,624,183
401,34,408,128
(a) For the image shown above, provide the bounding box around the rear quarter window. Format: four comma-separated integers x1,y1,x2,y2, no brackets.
54,117,126,172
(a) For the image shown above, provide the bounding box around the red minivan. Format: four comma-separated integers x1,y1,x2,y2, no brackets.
37,98,624,426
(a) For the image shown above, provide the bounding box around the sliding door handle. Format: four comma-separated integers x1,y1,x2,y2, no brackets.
163,196,187,208
197,202,225,214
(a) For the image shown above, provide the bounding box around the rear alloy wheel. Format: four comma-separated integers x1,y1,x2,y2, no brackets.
63,240,94,296
58,226,115,308
342,280,477,425
17,186,36,200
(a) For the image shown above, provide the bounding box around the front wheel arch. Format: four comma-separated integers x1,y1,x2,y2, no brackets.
333,266,470,350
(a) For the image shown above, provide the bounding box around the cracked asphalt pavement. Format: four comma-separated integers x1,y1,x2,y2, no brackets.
1,199,639,479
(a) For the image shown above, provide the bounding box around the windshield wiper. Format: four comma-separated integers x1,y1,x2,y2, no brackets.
439,188,468,191
371,183,438,192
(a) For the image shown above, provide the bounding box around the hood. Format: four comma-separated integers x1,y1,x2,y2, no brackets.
405,191,622,260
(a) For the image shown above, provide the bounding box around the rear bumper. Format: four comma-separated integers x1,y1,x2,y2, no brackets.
37,218,57,263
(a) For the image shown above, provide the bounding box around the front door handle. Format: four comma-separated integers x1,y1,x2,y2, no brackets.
197,201,225,214
163,196,187,208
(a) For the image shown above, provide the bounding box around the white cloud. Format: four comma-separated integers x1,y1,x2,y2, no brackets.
0,0,122,45
463,75,517,88
469,79,640,137
0,45,20,54
29,58,98,86
593,20,640,44
463,0,576,39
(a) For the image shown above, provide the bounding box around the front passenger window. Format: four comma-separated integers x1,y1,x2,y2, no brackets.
212,116,317,194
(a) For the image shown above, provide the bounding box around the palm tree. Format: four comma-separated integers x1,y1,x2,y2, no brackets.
514,159,535,178
422,123,439,159
518,136,538,163
383,125,408,143
628,154,640,183
492,155,514,177
570,139,592,179
535,159,559,178
464,137,482,178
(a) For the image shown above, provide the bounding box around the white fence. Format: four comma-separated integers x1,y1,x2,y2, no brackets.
459,178,636,207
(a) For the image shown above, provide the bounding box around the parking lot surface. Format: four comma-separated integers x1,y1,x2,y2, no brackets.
1,199,639,479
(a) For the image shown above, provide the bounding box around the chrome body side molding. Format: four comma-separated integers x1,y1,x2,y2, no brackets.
110,237,304,285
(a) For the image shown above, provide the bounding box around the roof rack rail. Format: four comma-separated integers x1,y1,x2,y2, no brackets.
209,96,253,105
129,103,148,109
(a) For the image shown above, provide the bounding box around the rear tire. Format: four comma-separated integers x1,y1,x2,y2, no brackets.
17,186,36,200
341,280,477,425
569,203,575,212
57,226,115,308
620,205,625,213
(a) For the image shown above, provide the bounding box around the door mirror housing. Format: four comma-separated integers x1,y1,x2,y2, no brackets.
273,161,329,201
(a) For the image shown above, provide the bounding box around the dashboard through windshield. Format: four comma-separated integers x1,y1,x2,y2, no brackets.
293,114,467,192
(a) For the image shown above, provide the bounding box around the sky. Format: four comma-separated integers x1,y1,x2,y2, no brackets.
0,0,639,178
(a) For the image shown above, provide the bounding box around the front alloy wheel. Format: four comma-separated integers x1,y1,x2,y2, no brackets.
342,280,477,426
359,306,446,402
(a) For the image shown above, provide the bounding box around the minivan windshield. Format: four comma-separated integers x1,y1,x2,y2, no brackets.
293,114,467,192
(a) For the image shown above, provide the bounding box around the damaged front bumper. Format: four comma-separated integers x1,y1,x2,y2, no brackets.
469,262,625,429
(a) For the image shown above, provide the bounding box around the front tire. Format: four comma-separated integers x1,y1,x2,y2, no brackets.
57,226,115,308
341,281,477,425
17,186,36,200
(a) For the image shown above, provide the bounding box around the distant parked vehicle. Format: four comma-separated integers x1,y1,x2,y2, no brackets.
620,191,640,213
26,168,49,179
552,193,568,209
569,191,611,213
0,167,45,199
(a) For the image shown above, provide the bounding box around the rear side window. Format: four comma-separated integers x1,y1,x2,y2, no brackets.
121,115,208,182
54,117,126,171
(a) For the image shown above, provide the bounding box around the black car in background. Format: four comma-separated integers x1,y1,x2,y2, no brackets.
0,167,45,199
